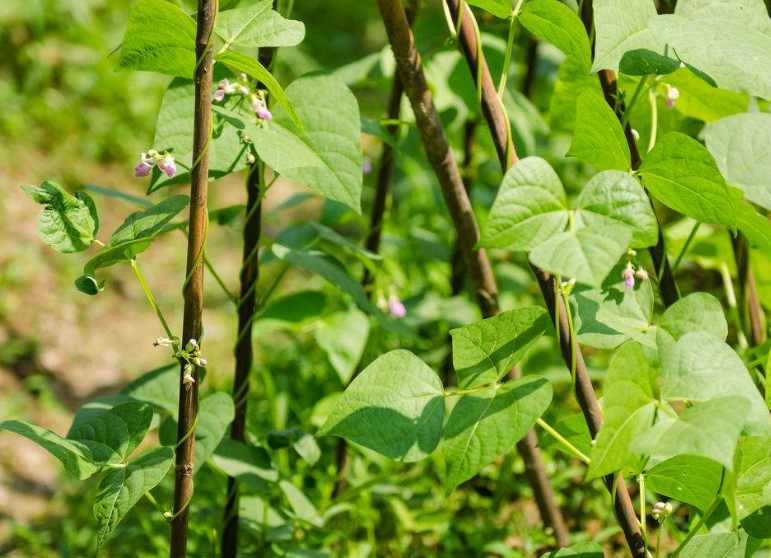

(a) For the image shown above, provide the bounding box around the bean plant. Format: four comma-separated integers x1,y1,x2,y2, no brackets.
4,0,771,556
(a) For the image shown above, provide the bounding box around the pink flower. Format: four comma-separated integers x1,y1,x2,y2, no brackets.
665,84,679,110
214,89,226,102
362,157,372,175
622,267,635,291
389,295,406,318
134,153,154,177
156,154,177,178
255,105,273,121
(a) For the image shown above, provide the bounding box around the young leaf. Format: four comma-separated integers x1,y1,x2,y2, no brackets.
67,402,153,465
108,195,189,246
575,171,658,247
572,262,655,349
705,113,771,211
645,455,723,511
567,92,631,172
649,15,771,100
271,72,364,213
215,51,303,131
519,0,592,71
314,307,370,384
93,446,174,551
216,1,305,49
318,350,444,462
539,542,604,558
591,0,678,75
0,421,97,480
75,238,153,296
21,182,98,253
480,156,568,250
443,376,552,493
587,342,656,479
117,0,196,78
464,0,512,19
449,307,549,388
529,223,632,287
638,132,740,230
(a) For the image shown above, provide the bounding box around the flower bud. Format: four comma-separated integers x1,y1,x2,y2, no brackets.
622,265,635,291
631,129,640,141
362,157,372,175
376,292,388,313
247,153,256,165
186,339,198,351
635,268,649,281
665,84,680,110
255,105,273,121
193,357,207,367
154,337,173,347
389,295,407,319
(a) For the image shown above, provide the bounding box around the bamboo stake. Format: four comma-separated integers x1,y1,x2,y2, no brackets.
169,0,216,556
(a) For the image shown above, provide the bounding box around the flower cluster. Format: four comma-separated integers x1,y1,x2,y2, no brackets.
621,261,648,291
377,290,407,319
651,501,673,521
154,336,208,391
214,74,273,121
135,149,177,178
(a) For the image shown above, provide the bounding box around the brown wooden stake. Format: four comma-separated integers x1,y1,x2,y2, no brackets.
377,0,570,547
170,1,216,556
732,233,767,349
442,0,646,554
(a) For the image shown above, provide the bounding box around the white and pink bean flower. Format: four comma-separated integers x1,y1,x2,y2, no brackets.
389,294,407,319
134,150,177,179
622,265,635,291
665,84,680,110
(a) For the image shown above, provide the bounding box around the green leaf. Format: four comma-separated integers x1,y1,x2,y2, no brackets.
650,15,771,100
150,78,249,191
645,455,723,511
0,421,97,480
519,0,592,70
160,392,235,473
315,307,370,384
638,132,740,230
737,202,771,254
549,57,603,133
121,364,180,412
108,195,189,246
665,67,748,123
638,396,748,470
76,237,154,295
93,446,174,551
317,350,444,462
449,307,549,388
675,0,771,29
567,92,631,172
265,428,321,465
539,413,592,461
680,531,749,558
212,439,278,491
735,436,771,518
591,0,678,76
215,51,303,131
480,157,568,250
465,0,512,19
540,542,604,558
249,125,325,174
216,1,305,49
658,292,728,342
705,113,771,211
529,223,632,287
253,290,326,337
279,480,323,527
575,171,658,247
20,182,97,253
587,342,656,479
117,0,196,78
271,72,364,212
572,263,655,349
67,402,153,465
443,376,552,493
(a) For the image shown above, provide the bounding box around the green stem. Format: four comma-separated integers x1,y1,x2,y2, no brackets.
444,384,493,397
621,75,651,127
647,89,658,153
130,259,174,341
204,257,237,304
535,417,591,464
497,7,519,98
721,262,749,350
639,473,647,542
93,239,106,247
671,221,701,274
655,518,665,558
672,493,722,557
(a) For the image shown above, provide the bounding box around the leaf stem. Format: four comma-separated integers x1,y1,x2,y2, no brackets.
497,4,521,98
647,89,658,153
671,221,700,274
671,492,722,557
639,473,647,541
130,259,174,341
621,75,651,128
535,417,591,464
